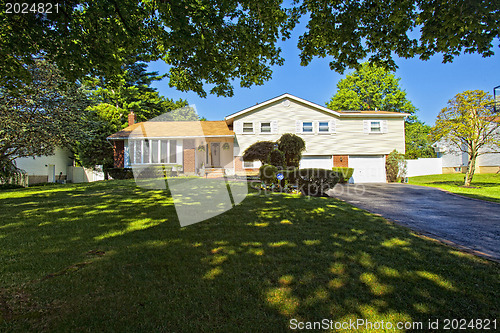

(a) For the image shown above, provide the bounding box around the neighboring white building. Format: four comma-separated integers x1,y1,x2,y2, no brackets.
434,132,500,174
13,148,105,185
14,147,74,184
110,93,409,183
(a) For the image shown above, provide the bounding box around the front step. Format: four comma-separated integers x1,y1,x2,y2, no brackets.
204,168,225,178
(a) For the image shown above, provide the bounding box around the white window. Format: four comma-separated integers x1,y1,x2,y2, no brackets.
243,160,261,168
364,120,387,134
318,121,329,133
130,139,177,164
370,121,381,133
260,122,271,133
302,121,313,133
243,122,254,133
151,140,159,163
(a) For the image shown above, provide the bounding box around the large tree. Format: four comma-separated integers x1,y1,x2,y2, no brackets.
83,60,189,126
325,63,438,158
0,59,89,182
1,1,498,97
405,120,437,159
75,60,189,172
432,90,499,186
326,62,416,113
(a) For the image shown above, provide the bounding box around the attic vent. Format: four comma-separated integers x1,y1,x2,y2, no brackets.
282,99,290,107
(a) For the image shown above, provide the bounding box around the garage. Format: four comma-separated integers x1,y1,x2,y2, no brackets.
299,155,333,169
348,155,386,183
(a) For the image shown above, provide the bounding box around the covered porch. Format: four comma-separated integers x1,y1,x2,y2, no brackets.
193,137,235,177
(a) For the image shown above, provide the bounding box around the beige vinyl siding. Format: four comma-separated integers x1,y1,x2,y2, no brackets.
233,99,405,156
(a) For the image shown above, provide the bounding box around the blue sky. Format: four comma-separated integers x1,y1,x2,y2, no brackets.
149,25,499,126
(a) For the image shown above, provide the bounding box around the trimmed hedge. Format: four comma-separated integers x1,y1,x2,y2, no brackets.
108,168,134,180
133,165,177,179
332,167,354,183
259,164,278,185
295,168,341,196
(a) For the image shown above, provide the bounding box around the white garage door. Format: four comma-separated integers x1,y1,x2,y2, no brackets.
300,156,332,169
348,155,386,183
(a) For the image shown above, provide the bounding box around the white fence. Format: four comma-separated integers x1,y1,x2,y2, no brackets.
67,166,105,183
405,158,442,177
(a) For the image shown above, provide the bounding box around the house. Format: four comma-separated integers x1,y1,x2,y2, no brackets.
14,148,105,185
434,141,500,174
108,94,409,183
14,147,74,185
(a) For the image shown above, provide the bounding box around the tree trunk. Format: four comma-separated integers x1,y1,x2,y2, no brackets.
464,154,477,186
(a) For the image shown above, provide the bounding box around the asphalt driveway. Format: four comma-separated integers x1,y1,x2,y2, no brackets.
328,183,500,261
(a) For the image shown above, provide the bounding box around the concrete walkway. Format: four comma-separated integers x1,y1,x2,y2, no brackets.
328,183,500,261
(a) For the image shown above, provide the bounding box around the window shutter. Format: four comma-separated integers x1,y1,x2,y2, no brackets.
295,120,302,134
234,121,243,134
363,120,370,133
382,120,388,133
271,120,278,134
329,120,336,133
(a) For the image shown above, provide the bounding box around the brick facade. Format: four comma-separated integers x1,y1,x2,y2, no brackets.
234,156,244,172
183,139,196,174
113,141,124,168
333,155,349,168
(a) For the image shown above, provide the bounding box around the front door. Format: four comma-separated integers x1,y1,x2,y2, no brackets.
48,165,55,183
210,143,220,167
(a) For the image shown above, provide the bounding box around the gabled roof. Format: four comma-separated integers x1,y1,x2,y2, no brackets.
107,121,234,140
224,93,410,121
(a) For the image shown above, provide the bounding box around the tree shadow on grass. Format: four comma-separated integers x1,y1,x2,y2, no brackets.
0,181,499,332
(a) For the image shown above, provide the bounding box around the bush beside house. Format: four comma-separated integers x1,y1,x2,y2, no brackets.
332,167,354,183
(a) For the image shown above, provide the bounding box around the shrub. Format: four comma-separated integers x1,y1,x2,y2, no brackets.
267,149,285,168
0,183,25,190
243,141,275,164
277,133,306,167
294,168,341,196
132,165,176,179
385,150,407,182
108,168,134,180
259,164,278,185
332,167,354,183
281,167,298,183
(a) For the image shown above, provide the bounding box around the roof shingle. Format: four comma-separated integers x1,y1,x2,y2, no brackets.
108,121,234,139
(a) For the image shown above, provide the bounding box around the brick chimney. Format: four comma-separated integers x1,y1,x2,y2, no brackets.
128,111,136,126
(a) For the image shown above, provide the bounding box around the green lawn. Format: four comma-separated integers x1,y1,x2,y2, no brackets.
409,173,500,203
1,180,499,332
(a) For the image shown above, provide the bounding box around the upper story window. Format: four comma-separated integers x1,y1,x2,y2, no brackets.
296,120,335,134
370,121,381,133
243,122,254,133
260,122,271,133
363,120,387,134
302,121,313,133
318,121,329,133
